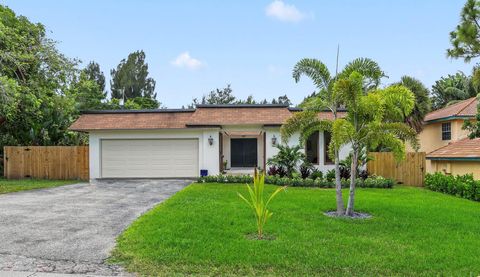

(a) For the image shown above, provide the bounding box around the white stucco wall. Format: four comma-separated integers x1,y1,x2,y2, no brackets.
88,129,220,180
264,127,351,173
88,127,352,179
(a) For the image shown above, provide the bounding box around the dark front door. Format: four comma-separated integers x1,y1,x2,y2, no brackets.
231,138,257,167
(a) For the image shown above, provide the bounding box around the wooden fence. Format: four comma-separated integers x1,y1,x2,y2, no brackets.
367,152,426,187
3,146,89,180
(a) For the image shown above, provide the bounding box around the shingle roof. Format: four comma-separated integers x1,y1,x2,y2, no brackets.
424,97,477,122
426,138,480,160
69,111,195,130
69,105,346,131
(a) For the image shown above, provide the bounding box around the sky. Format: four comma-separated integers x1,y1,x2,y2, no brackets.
0,0,474,108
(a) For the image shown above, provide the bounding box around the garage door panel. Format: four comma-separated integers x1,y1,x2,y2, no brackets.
101,139,199,178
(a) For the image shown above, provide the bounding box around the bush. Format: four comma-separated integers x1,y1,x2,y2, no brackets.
310,168,323,180
425,172,480,201
299,164,312,179
267,166,287,178
198,174,394,189
325,169,335,182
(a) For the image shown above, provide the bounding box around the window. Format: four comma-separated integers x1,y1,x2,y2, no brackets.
442,122,451,141
306,131,319,164
324,131,333,164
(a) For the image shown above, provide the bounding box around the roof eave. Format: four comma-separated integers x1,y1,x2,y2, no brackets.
424,115,474,124
426,157,480,161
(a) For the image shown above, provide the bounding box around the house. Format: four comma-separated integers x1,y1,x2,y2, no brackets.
414,97,480,178
69,104,350,180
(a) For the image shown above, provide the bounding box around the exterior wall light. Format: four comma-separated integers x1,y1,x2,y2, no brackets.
208,136,214,146
271,135,277,146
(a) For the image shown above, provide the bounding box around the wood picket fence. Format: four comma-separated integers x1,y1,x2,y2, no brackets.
367,152,426,187
3,146,89,180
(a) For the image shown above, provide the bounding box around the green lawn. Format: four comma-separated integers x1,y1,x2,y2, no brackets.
112,183,480,276
0,178,80,194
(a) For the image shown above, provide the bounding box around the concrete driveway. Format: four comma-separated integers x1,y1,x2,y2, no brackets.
0,179,190,276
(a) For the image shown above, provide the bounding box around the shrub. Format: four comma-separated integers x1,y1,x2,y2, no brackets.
299,163,312,179
425,172,480,201
267,165,287,178
325,169,335,182
310,168,323,180
198,174,394,189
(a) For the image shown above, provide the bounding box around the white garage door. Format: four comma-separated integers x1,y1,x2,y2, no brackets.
101,139,199,178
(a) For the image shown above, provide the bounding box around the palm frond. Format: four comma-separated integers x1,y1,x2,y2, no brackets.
292,58,332,90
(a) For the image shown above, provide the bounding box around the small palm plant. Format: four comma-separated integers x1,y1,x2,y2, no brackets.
237,172,286,240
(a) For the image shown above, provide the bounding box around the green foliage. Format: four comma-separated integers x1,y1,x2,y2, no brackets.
425,172,480,201
72,72,106,111
110,50,159,107
237,173,286,239
447,0,480,62
188,84,291,108
431,72,477,109
463,94,480,138
82,61,106,93
267,144,305,177
0,5,83,151
393,76,431,133
198,174,394,189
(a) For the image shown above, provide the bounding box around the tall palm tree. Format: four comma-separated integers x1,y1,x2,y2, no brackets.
281,58,385,215
393,76,431,133
332,72,418,216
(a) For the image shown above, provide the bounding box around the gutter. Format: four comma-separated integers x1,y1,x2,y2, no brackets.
426,157,480,161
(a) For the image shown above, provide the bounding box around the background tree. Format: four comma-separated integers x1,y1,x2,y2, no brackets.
72,72,106,111
82,61,106,94
447,0,480,62
188,85,292,107
281,57,385,215
393,76,431,132
332,72,417,216
191,84,236,106
430,72,477,109
0,5,81,150
271,95,292,105
110,50,159,108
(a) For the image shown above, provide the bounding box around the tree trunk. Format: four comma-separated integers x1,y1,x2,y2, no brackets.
346,146,358,216
334,148,345,214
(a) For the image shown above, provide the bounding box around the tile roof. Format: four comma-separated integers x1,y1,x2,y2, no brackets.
69,105,346,131
424,97,477,122
426,138,480,159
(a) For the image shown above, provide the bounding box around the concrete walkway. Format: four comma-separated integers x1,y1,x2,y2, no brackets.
0,179,189,276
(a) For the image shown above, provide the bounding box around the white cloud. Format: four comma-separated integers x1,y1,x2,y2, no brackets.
171,52,204,70
265,0,306,22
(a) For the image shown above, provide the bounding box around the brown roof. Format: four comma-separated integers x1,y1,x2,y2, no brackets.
69,111,194,131
424,97,477,122
426,138,480,160
187,107,293,126
69,105,346,131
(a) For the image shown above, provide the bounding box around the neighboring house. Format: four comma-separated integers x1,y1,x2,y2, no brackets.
70,104,350,180
414,97,480,178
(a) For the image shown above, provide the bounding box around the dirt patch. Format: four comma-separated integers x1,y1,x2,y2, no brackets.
324,211,372,219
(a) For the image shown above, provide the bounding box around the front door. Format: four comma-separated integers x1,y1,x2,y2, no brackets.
231,138,257,167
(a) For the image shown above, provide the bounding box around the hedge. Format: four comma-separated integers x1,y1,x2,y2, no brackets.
425,172,480,201
197,174,395,189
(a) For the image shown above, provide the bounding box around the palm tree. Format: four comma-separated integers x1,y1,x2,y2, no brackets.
281,58,384,215
332,72,418,216
393,76,431,133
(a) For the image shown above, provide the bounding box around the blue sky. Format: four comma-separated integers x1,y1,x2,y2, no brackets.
1,0,473,107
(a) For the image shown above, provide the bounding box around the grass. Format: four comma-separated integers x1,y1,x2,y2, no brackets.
0,178,80,194
111,183,480,276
